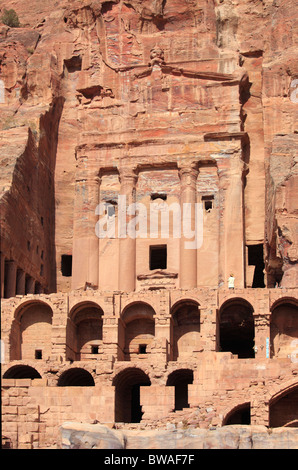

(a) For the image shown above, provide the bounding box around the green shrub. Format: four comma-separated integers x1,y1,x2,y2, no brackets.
1,9,20,28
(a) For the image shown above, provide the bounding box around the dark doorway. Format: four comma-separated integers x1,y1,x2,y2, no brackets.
61,255,72,277
166,369,194,411
219,299,255,358
247,244,265,288
131,383,150,423
150,245,167,270
113,368,151,423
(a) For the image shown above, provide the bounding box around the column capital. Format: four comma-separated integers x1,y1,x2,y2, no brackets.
118,166,138,184
178,160,199,184
88,175,101,186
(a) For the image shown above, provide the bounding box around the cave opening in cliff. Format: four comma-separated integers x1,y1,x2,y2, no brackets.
64,55,82,74
166,369,194,411
247,244,265,288
113,368,151,423
219,299,255,358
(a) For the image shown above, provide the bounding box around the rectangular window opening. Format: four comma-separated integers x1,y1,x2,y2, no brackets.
247,244,265,288
61,255,72,277
35,350,42,359
139,344,147,354
202,195,214,212
91,345,99,354
150,245,167,270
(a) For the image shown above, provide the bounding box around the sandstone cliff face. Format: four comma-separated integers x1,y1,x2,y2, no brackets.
0,0,297,291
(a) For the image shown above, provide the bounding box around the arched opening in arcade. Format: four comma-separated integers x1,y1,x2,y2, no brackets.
118,302,155,361
270,299,298,359
66,302,103,361
10,301,53,361
3,365,42,379
219,298,255,358
166,369,194,411
57,368,95,386
171,300,201,361
223,403,251,425
269,385,298,428
113,368,151,423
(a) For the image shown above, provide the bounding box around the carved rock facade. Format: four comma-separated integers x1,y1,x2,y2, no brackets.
1,0,297,449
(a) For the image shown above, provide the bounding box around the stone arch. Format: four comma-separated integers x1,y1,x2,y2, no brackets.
269,382,298,427
13,297,55,322
118,301,156,361
113,367,151,423
10,300,53,361
170,299,201,361
171,294,202,311
3,364,42,379
57,367,95,386
270,297,298,359
166,368,194,411
67,301,104,361
222,402,251,426
218,298,255,358
270,296,298,311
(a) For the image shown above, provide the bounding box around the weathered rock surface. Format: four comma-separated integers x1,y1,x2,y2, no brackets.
59,422,298,449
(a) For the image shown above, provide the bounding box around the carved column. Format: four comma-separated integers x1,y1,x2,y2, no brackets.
25,276,35,294
16,269,26,295
88,175,100,288
5,260,17,298
218,149,245,288
178,161,199,289
72,173,100,290
118,167,138,292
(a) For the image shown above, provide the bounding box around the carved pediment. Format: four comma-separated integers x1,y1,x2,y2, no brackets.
137,270,178,280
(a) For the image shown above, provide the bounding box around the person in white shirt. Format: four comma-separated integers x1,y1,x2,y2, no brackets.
228,274,235,289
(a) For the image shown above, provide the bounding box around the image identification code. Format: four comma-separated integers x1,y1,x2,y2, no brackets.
104,454,196,466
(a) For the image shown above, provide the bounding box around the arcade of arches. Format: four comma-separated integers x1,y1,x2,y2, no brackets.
2,288,298,448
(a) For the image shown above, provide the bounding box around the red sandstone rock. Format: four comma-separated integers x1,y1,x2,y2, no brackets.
0,0,298,450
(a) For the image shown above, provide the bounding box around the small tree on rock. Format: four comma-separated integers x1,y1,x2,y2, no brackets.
1,9,20,28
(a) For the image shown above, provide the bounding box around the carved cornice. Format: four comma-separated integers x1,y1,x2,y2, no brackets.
204,131,249,144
